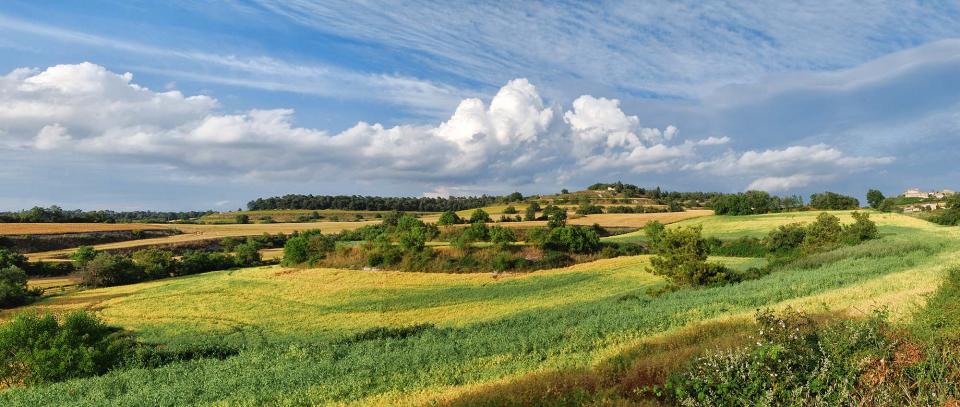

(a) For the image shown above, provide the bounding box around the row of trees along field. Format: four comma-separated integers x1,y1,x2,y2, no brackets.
0,206,214,223
246,193,525,212
709,191,859,215
585,182,723,202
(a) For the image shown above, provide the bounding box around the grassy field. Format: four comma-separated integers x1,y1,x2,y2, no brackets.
26,221,379,261
0,223,171,235
2,211,958,405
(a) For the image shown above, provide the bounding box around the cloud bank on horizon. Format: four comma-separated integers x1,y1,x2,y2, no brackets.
0,1,959,210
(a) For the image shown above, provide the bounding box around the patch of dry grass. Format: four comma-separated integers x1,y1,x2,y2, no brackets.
0,223,170,236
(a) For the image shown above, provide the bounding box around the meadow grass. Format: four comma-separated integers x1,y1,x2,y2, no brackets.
1,212,957,406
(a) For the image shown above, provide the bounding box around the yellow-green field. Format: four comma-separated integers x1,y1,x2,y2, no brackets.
2,211,959,405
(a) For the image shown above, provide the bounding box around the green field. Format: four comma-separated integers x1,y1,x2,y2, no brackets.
2,211,959,405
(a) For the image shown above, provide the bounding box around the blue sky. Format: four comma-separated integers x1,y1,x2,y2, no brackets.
1,1,959,210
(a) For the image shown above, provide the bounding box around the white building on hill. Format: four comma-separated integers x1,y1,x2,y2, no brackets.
903,188,956,199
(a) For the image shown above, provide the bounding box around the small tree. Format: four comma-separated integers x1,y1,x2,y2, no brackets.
802,213,842,251
281,236,310,266
469,209,492,224
866,189,885,209
524,202,541,221
842,212,879,244
643,220,666,248
132,248,175,279
502,205,518,214
649,226,730,287
764,223,807,254
437,211,462,226
235,214,250,224
234,242,262,266
79,253,142,287
71,246,97,267
489,226,517,250
543,205,567,228
0,266,32,307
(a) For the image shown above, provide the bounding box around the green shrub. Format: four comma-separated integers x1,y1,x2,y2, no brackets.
489,226,517,250
0,266,37,308
132,248,175,279
79,253,143,287
0,311,136,387
841,211,879,244
502,206,518,214
437,211,462,225
649,226,731,287
802,212,842,252
0,248,27,270
523,203,541,221
643,220,666,248
540,226,601,254
281,236,310,266
234,242,262,266
178,251,236,275
543,206,567,228
71,246,97,267
764,222,807,254
469,209,491,224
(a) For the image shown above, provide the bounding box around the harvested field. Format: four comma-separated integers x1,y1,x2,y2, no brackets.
0,223,171,235
27,221,379,261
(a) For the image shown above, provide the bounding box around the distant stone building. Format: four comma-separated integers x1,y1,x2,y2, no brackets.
903,188,956,199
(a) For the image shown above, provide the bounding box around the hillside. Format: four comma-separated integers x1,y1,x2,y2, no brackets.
2,211,957,405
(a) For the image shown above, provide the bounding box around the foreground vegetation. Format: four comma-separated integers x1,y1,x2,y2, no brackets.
0,210,956,405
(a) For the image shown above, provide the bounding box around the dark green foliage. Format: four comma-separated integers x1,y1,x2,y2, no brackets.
0,311,136,387
281,236,310,266
539,226,601,254
709,191,789,215
247,194,507,212
235,214,250,224
867,189,885,209
524,202,541,221
764,222,807,255
79,253,143,287
809,191,860,210
708,236,767,257
437,211,462,225
574,203,603,215
489,226,517,250
132,248,175,279
469,209,492,224
643,220,666,247
649,226,732,287
0,248,27,270
841,212,880,244
0,266,36,308
71,246,97,267
543,205,567,228
802,212,843,251
234,242,262,266
0,205,213,223
178,251,236,275
502,205,518,214
931,194,960,226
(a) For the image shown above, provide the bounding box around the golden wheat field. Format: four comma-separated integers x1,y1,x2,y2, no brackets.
0,223,171,235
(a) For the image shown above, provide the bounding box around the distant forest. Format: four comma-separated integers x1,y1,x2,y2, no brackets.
0,206,214,223
246,194,524,212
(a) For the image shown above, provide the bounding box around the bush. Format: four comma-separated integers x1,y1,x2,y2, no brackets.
234,242,262,266
235,214,250,224
178,251,236,275
0,311,136,387
802,212,842,251
0,266,37,308
643,220,666,248
0,248,27,270
809,191,860,210
649,226,731,287
489,226,517,250
502,205,518,214
282,236,310,266
71,246,97,267
540,226,601,254
574,203,603,215
524,203,541,221
132,248,175,279
437,211,462,225
764,222,807,254
663,308,907,406
543,205,567,228
79,253,143,287
841,211,879,244
469,209,492,224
